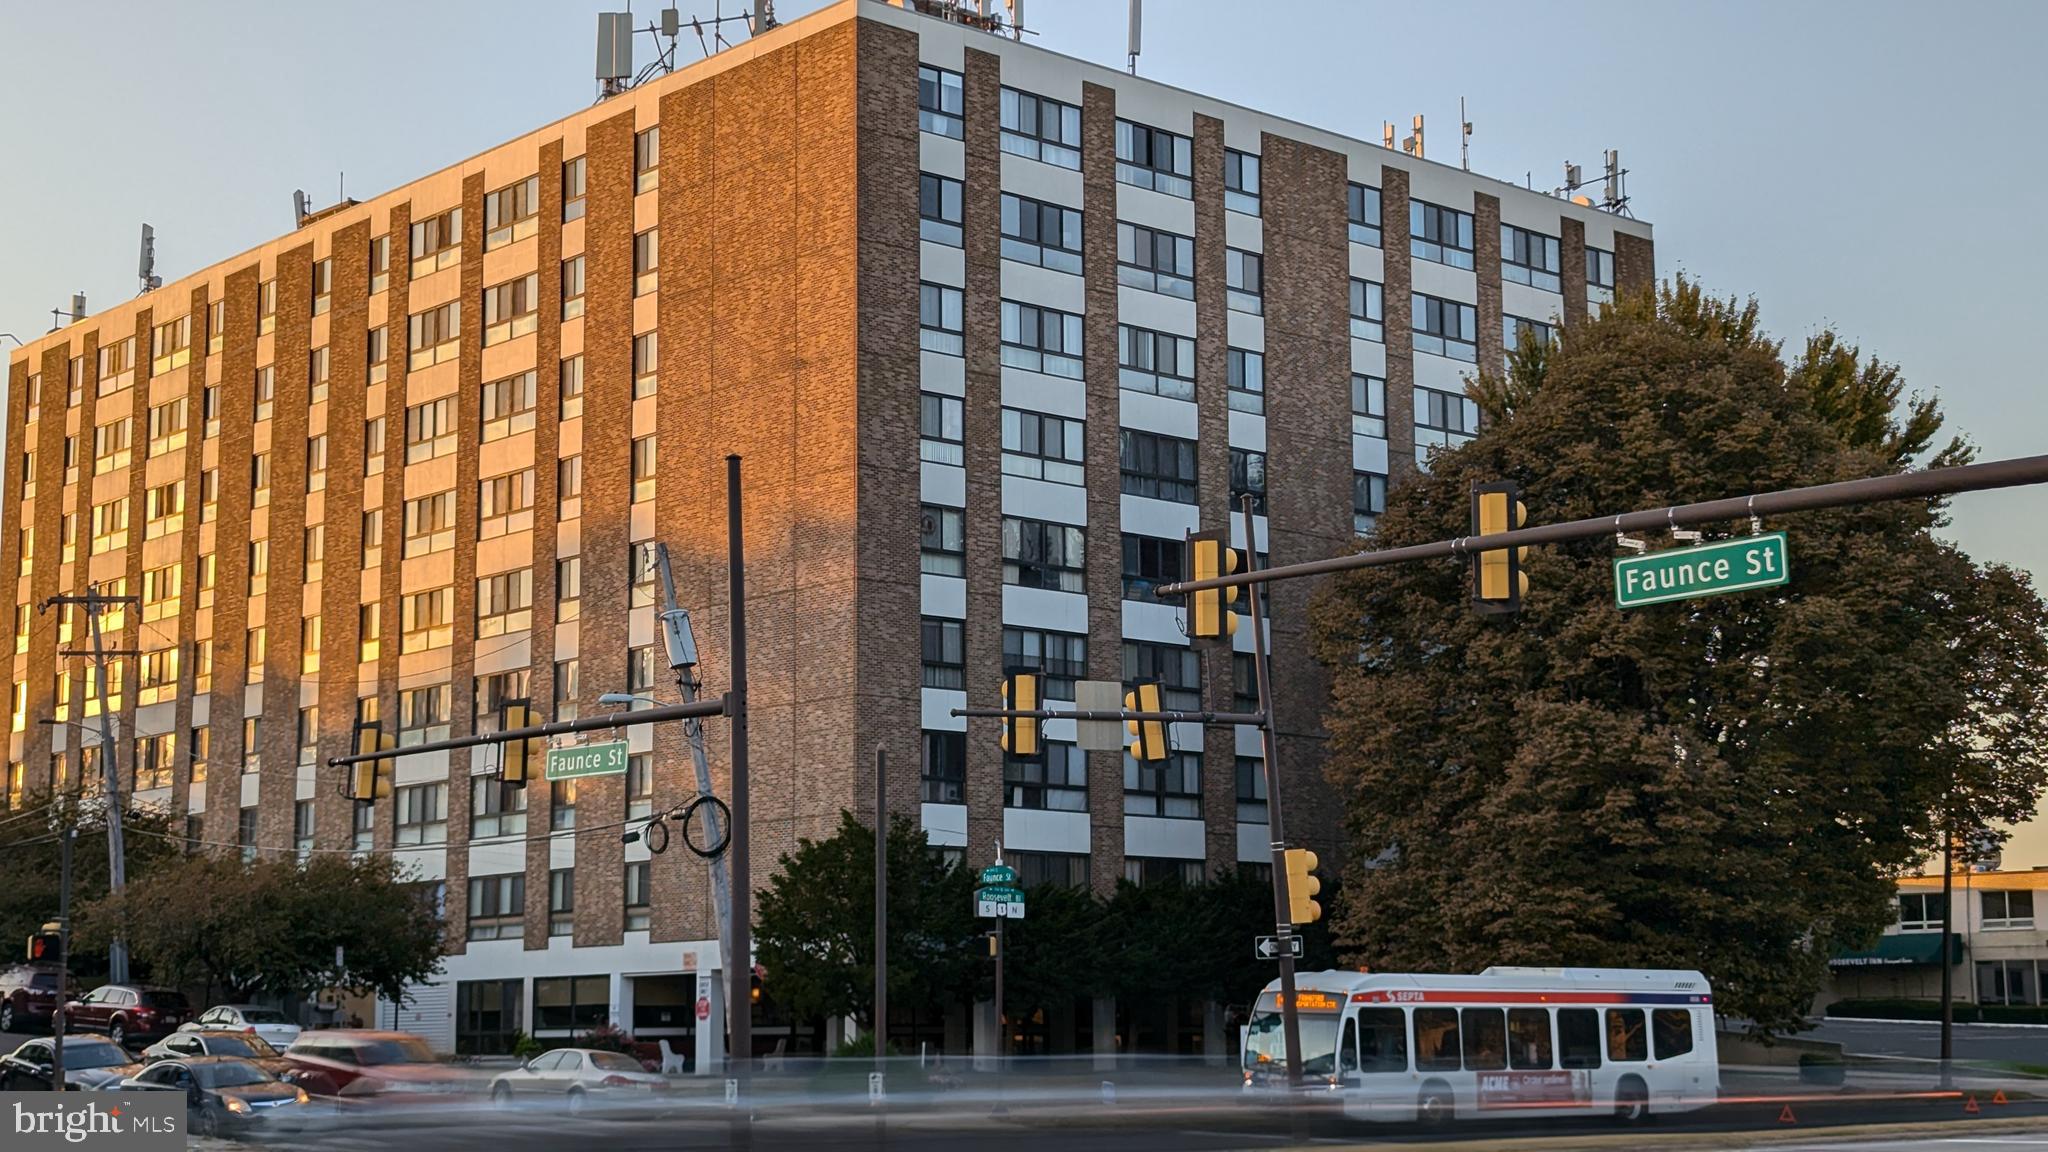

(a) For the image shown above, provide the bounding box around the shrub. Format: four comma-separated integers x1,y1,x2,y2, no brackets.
576,1023,636,1054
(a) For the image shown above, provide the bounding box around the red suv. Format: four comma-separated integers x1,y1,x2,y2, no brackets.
280,1030,477,1098
66,985,192,1048
0,965,63,1033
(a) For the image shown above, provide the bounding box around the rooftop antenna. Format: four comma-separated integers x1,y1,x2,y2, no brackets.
1402,114,1423,159
1459,98,1472,171
1602,148,1632,217
595,11,634,98
50,292,86,332
1382,122,1394,150
136,224,162,296
292,189,310,225
753,0,774,32
1126,0,1140,75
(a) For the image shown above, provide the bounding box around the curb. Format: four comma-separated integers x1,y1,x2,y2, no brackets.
1310,1115,2048,1152
1822,1015,2048,1031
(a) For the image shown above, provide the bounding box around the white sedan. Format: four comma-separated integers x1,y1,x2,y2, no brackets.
489,1048,667,1111
180,1005,303,1050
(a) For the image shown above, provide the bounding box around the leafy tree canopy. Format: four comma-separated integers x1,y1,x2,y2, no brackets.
1316,277,2048,1032
0,794,183,978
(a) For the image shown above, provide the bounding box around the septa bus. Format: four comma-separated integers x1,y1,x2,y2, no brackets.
1242,967,1718,1124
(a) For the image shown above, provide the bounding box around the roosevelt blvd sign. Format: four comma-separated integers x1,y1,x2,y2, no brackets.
1614,532,1789,609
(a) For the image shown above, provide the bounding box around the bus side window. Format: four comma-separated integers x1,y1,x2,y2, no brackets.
1339,1016,1359,1073
1508,1007,1553,1070
1606,1008,1647,1062
1557,1008,1601,1069
1459,1007,1507,1072
1651,1009,1693,1060
1413,1007,1461,1071
1358,1008,1408,1073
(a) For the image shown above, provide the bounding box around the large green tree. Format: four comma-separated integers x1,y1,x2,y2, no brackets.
1315,279,2048,1032
0,794,183,978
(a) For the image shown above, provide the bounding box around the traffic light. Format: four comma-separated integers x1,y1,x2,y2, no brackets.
26,924,60,963
1283,847,1322,925
348,721,395,805
1471,480,1530,615
1186,530,1240,641
749,968,764,1006
1124,680,1168,762
498,699,545,788
1000,670,1043,759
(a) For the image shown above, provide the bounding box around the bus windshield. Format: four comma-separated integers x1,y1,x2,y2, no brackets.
1243,1011,1339,1076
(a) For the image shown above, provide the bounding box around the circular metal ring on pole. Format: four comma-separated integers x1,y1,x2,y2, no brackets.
644,816,670,855
681,794,733,859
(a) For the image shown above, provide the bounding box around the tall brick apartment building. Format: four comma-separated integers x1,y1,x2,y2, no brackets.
2,0,1651,1059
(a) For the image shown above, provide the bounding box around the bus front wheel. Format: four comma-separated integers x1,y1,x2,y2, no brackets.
1416,1083,1454,1126
1613,1076,1649,1124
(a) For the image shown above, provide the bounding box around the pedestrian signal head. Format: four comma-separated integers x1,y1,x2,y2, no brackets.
1283,847,1322,925
1124,680,1168,762
1187,531,1240,641
1471,480,1530,615
1001,670,1043,760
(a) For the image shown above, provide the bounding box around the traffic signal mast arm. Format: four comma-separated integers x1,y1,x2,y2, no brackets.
327,696,729,768
1156,452,2048,598
952,705,1269,726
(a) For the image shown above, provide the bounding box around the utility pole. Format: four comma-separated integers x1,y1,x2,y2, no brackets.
1940,812,1955,1089
51,823,73,1089
724,455,754,1096
43,589,137,984
874,744,888,1084
653,545,734,983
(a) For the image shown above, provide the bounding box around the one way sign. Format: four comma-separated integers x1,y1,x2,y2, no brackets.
1255,935,1304,960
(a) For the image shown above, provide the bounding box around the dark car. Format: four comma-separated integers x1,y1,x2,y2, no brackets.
112,1055,309,1137
0,1036,141,1091
0,964,63,1033
281,1030,476,1098
65,984,191,1048
141,1030,294,1079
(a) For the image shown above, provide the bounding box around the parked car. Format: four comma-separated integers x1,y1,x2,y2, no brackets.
65,985,191,1048
109,1055,310,1137
489,1047,668,1111
0,1036,140,1091
281,1030,475,1098
181,1003,302,1049
0,964,63,1033
141,1030,294,1079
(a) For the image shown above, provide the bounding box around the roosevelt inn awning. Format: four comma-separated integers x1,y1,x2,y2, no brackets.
1830,933,1963,968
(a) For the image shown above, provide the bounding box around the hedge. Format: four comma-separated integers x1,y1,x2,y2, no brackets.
1826,998,2048,1025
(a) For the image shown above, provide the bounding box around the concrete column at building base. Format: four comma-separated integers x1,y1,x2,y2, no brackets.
1203,999,1227,1065
972,999,997,1070
694,970,725,1076
1092,997,1118,1071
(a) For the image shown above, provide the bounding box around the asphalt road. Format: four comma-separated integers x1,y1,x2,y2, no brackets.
1802,1018,2048,1064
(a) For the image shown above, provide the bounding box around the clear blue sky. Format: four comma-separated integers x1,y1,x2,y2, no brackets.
3,0,2041,581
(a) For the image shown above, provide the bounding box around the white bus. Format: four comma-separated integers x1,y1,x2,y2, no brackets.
1242,967,1718,1124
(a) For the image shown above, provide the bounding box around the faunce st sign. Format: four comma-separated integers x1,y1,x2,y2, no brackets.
1613,532,1789,609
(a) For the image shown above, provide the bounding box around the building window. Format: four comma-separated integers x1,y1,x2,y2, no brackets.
1115,119,1192,197
403,490,457,557
147,398,190,456
921,505,965,577
624,862,652,931
1116,221,1194,298
919,173,963,247
369,234,390,294
1350,278,1385,342
1235,757,1268,823
360,508,383,568
625,754,654,820
626,331,657,398
560,355,584,419
1227,348,1264,414
1118,429,1198,504
549,869,574,935
922,730,966,804
478,469,536,540
90,497,131,554
93,416,134,474
999,87,1080,168
1504,315,1553,354
238,806,260,862
1229,448,1268,516
244,628,266,688
482,274,539,346
1002,627,1087,701
1117,325,1195,401
1412,293,1478,362
1226,248,1263,314
150,314,191,373
919,283,964,356
143,481,185,540
405,396,458,462
999,193,1082,274
467,874,524,941
1219,147,1262,214
358,603,381,662
1123,639,1201,711
398,685,451,747
919,392,964,465
550,778,578,830
205,299,225,354
394,782,448,846
1352,374,1387,438
1977,959,2038,1007
471,776,528,841
556,456,583,521
554,255,586,322
485,175,540,249
534,976,608,1033
256,281,277,335
308,345,331,404
553,555,582,623
1124,750,1201,819
1587,246,1615,289
563,156,587,220
554,659,580,724
310,258,333,315
1415,385,1481,463
1001,517,1085,593
1001,301,1084,378
352,800,373,851
630,543,660,609
480,371,538,442
249,452,271,508
408,300,461,369
400,586,455,653
920,617,965,689
296,704,321,764
632,228,659,296
1006,742,1087,812
634,126,660,193
367,326,389,385
1411,199,1476,269
631,436,657,503
476,569,534,637
1000,408,1083,485
917,65,964,138
1983,890,2036,930
1897,892,1941,931
409,207,461,277
1121,533,1185,601
1353,470,1387,535
1502,224,1562,292
134,732,176,791
1126,856,1204,886
305,435,328,493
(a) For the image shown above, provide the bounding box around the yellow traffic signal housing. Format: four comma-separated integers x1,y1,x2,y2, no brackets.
1000,670,1043,759
1283,847,1323,925
498,699,545,788
1471,481,1530,615
1187,530,1240,641
349,721,396,805
1124,680,1168,762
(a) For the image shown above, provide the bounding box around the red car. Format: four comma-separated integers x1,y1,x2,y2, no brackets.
0,964,63,1033
280,1030,477,1098
65,985,192,1048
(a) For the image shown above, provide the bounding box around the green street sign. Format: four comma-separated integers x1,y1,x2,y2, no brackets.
976,886,1026,919
979,865,1018,887
545,739,629,780
1614,532,1790,609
